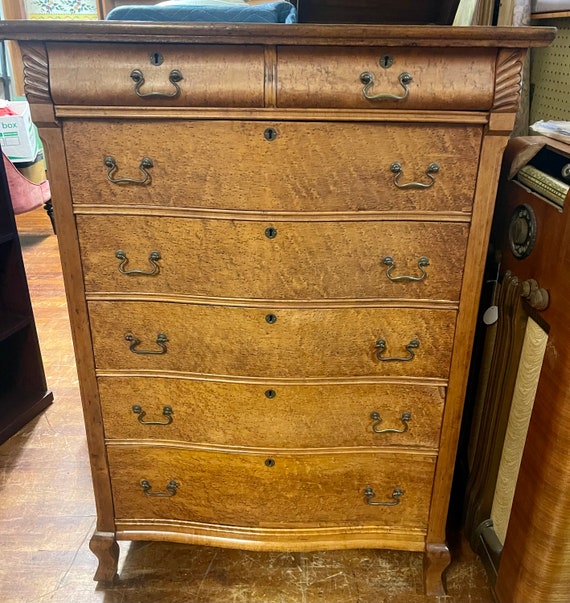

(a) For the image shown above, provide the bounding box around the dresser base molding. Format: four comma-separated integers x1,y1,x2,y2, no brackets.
115,520,427,551
96,522,447,594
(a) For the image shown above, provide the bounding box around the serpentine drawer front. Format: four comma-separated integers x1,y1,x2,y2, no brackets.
4,20,553,596
77,215,469,301
64,120,482,213
107,446,436,528
88,301,456,379
98,377,445,449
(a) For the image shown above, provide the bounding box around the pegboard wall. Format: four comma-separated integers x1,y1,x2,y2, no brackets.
530,18,570,123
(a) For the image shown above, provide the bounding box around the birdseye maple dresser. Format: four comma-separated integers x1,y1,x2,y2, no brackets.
0,19,554,595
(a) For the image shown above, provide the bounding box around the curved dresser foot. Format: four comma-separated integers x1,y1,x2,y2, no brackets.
89,531,120,582
423,542,451,596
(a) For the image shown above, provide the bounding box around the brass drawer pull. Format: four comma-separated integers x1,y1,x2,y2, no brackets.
125,332,168,355
360,71,412,101
132,404,173,425
130,68,183,99
390,162,439,190
382,256,430,282
140,479,179,497
364,486,404,506
371,411,412,434
115,250,161,276
375,338,419,362
104,156,153,185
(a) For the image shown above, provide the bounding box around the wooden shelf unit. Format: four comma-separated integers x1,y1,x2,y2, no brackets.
0,155,53,444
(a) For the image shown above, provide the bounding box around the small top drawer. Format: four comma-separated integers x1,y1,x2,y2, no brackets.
48,43,265,107
277,46,496,111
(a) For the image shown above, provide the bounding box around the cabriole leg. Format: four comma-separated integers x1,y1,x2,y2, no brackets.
89,531,119,582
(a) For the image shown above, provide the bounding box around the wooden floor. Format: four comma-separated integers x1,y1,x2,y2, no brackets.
0,207,494,603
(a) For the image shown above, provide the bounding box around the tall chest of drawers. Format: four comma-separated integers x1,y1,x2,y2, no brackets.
0,21,553,595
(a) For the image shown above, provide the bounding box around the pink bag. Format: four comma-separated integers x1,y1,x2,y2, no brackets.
2,150,51,215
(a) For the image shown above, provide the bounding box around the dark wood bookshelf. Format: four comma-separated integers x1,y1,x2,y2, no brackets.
0,156,53,444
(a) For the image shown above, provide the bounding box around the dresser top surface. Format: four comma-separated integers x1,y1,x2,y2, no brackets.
0,21,556,48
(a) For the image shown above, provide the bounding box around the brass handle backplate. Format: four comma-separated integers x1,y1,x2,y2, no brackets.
375,338,419,362
125,332,168,355
390,162,439,190
132,405,173,425
364,486,404,506
382,256,430,282
104,156,153,185
116,250,161,276
140,479,179,497
130,68,183,98
371,411,412,434
360,71,412,101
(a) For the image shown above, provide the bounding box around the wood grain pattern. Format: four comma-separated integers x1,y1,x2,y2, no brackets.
88,302,457,379
77,215,469,302
277,47,496,110
64,120,483,213
98,377,445,449
38,127,118,540
48,43,265,107
425,132,512,552
0,21,556,48
107,445,436,528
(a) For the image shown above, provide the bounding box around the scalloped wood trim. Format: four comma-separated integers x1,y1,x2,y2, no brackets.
493,49,525,112
20,42,51,104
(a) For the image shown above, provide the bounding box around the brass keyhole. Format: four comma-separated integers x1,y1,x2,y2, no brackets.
265,458,276,467
265,314,277,324
265,227,277,239
265,389,276,399
380,55,394,68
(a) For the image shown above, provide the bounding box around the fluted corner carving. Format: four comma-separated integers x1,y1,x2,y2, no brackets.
492,49,525,112
20,42,51,104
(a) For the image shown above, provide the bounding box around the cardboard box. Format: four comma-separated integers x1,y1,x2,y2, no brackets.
0,101,40,163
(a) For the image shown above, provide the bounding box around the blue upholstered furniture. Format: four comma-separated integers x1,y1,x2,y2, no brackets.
106,0,297,23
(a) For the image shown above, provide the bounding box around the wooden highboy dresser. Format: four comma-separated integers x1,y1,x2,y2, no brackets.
0,20,553,595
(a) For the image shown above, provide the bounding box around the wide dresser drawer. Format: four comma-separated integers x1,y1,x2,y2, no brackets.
64,120,482,213
48,43,265,107
107,446,436,528
277,47,496,111
99,377,445,449
77,215,469,302
89,302,456,379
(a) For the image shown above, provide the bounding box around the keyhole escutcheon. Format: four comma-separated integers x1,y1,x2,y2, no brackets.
150,52,164,66
264,127,278,141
